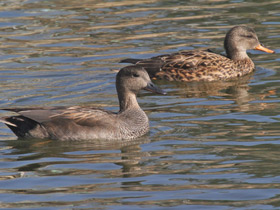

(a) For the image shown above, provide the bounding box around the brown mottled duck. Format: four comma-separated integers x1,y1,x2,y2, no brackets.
120,26,275,82
0,66,166,141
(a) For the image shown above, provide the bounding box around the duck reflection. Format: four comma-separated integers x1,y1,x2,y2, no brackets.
156,70,276,112
1,137,151,179
170,72,253,98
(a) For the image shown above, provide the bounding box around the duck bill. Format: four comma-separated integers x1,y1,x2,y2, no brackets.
144,82,167,95
255,44,275,54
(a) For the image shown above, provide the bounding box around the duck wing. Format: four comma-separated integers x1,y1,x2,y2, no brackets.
1,106,115,127
157,50,231,81
2,107,66,124
1,106,116,139
121,50,226,80
0,106,116,139
121,50,224,77
47,106,116,127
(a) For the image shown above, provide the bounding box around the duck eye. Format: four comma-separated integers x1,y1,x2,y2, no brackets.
242,34,253,39
132,73,140,77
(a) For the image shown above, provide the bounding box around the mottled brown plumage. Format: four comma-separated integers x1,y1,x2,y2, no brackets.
121,26,274,82
0,66,166,141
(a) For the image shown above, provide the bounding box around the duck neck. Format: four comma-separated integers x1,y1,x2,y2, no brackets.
118,89,140,112
224,37,251,61
227,49,250,61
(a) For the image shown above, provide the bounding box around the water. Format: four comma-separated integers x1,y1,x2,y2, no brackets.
0,0,280,209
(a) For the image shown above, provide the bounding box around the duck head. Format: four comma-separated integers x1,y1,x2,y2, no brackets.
116,65,166,95
224,25,274,60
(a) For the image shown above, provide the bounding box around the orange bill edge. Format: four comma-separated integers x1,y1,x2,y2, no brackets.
255,44,275,54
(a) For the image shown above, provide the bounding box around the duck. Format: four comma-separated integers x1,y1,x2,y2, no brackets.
0,66,166,141
120,26,275,82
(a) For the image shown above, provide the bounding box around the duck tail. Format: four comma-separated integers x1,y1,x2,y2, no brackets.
0,116,40,138
120,58,143,64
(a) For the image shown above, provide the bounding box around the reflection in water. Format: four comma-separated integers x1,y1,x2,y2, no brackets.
165,72,253,98
0,0,280,209
2,135,280,208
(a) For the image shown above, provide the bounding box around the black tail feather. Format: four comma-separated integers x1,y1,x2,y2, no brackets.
2,116,40,138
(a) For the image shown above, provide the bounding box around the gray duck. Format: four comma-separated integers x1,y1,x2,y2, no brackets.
121,26,275,82
0,66,166,141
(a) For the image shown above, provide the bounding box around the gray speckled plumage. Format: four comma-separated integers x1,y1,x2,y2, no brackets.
0,66,166,141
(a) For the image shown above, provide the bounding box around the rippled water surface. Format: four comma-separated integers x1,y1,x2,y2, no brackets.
0,0,280,209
